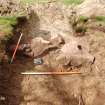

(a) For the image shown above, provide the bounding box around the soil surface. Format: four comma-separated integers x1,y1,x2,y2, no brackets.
1,1,105,105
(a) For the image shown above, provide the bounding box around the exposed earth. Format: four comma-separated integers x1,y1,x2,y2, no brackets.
0,0,105,105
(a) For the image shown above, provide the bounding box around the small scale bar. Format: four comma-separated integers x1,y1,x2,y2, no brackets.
21,72,81,75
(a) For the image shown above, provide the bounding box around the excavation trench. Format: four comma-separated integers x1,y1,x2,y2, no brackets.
1,1,105,105
0,46,80,105
0,9,97,105
0,13,82,105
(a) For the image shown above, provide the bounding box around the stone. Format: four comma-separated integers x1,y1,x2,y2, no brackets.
56,37,95,67
34,58,43,65
28,35,64,57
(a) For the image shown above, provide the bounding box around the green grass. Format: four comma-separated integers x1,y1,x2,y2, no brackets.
20,0,36,5
0,16,18,58
95,16,105,22
20,0,83,5
0,16,17,25
20,0,49,5
78,16,89,23
75,25,87,33
62,0,83,5
0,16,17,35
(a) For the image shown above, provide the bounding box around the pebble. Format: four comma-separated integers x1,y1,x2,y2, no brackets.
34,58,43,65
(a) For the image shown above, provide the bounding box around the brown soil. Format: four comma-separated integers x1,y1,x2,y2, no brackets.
1,1,105,105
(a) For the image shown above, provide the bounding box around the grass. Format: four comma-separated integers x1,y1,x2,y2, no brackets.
78,16,89,23
20,0,83,5
62,0,83,5
0,16,17,35
95,16,105,22
0,16,18,56
0,16,17,26
20,0,49,5
0,16,18,60
20,0,36,5
75,25,87,33
0,16,18,49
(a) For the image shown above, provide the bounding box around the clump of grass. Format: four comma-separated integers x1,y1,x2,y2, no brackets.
20,0,49,5
20,0,36,5
95,16,105,22
0,16,17,35
75,25,87,33
0,16,18,62
0,16,17,25
20,0,83,5
78,16,89,23
0,16,18,53
69,13,88,36
63,0,83,5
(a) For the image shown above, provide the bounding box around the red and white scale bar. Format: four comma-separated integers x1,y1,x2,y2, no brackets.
21,72,82,75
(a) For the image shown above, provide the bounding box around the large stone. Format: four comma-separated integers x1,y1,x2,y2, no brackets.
56,36,95,67
29,35,64,57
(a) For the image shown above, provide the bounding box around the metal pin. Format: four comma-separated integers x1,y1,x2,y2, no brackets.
21,71,82,75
